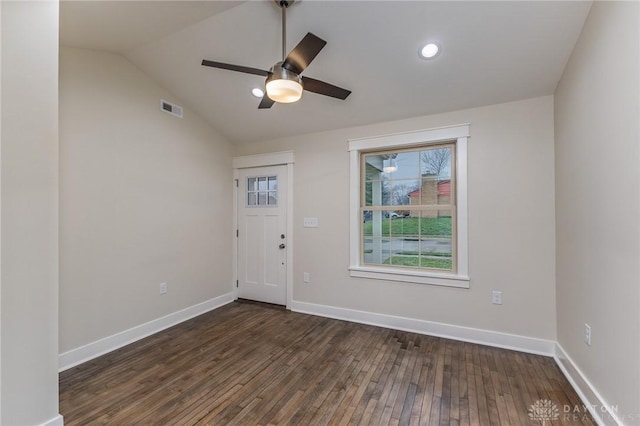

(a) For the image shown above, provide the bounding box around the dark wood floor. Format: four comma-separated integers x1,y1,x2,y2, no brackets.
60,301,594,425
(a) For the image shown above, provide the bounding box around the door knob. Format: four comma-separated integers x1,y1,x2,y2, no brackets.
279,243,286,249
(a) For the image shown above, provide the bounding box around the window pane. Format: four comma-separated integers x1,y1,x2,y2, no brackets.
420,146,452,179
363,237,392,265
364,181,373,206
389,216,419,240
248,178,257,191
248,192,257,206
268,191,277,205
380,246,392,266
268,176,277,190
362,209,373,225
258,177,267,191
388,237,419,267
388,216,419,267
258,192,267,205
420,210,452,237
362,235,375,263
381,184,391,205
362,210,385,237
364,155,385,181
364,180,393,206
417,175,438,205
393,151,420,178
419,210,453,271
437,179,452,205
390,179,420,206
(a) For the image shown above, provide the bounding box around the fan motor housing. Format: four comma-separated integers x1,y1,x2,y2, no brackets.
275,0,296,8
265,62,303,103
267,62,302,85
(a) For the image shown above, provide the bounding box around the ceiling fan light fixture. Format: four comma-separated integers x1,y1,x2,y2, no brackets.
265,62,303,103
201,1,351,109
266,79,303,103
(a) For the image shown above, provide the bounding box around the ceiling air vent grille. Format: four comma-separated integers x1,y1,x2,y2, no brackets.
160,99,183,118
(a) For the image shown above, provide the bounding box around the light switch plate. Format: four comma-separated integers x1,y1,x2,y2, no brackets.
303,217,319,227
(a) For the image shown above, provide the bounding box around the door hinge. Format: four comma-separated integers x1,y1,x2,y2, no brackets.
236,280,239,288
236,229,239,237
235,179,239,187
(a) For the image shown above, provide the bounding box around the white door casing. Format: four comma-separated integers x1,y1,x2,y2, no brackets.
236,165,288,305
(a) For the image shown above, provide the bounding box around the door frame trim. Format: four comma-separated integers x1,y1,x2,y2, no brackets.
233,151,295,309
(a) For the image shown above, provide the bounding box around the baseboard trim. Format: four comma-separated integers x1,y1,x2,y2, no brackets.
58,296,622,426
59,292,235,372
290,300,555,356
554,343,622,426
39,414,63,426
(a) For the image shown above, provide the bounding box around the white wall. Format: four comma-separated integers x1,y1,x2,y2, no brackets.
555,1,640,423
59,47,234,354
236,96,557,341
1,1,61,425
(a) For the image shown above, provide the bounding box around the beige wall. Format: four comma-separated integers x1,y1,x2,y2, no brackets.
555,1,640,422
236,96,557,340
1,1,61,424
59,47,234,353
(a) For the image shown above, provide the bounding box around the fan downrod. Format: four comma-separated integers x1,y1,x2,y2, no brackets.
274,0,296,61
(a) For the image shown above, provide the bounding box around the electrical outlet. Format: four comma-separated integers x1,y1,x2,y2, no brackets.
160,282,167,295
491,290,503,305
584,323,591,346
303,272,310,283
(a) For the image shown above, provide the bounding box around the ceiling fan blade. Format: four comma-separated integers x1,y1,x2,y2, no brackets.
258,95,275,109
282,33,327,74
302,76,351,100
201,60,269,77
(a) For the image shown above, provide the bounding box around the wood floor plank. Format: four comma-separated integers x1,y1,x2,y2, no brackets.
332,330,387,424
59,302,594,425
344,331,395,425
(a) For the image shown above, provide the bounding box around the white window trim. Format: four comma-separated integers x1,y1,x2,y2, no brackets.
348,124,470,288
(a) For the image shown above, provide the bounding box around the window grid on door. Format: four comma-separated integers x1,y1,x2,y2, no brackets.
247,176,278,207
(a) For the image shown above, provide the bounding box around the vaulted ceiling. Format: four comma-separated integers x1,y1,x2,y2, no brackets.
60,1,592,144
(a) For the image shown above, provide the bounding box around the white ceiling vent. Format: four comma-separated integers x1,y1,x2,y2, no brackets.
160,99,183,118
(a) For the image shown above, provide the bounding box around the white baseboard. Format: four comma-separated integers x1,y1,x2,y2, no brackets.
39,414,63,426
554,343,623,426
59,292,235,372
291,301,627,424
57,296,622,426
290,300,555,356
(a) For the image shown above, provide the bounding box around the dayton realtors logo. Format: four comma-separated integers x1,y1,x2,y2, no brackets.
529,398,621,423
528,399,560,424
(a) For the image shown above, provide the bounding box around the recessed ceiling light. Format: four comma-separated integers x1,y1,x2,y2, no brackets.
251,88,264,98
419,42,440,59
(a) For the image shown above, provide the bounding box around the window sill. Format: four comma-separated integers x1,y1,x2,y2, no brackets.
349,265,470,288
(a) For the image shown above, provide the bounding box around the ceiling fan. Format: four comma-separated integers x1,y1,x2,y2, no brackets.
201,0,351,109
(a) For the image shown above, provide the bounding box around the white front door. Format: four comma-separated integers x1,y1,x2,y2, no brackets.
237,165,287,305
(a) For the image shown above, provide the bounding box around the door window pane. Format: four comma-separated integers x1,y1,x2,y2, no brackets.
247,175,278,207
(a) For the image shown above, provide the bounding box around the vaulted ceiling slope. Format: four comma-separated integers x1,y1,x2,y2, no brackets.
60,1,592,144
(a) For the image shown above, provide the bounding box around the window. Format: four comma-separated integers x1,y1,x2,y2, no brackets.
247,176,278,207
349,125,469,288
362,144,456,271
